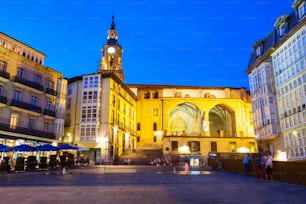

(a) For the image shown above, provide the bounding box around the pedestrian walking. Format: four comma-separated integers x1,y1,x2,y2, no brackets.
253,148,265,180
243,153,250,175
265,151,273,180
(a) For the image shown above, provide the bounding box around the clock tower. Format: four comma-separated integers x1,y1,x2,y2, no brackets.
98,16,124,81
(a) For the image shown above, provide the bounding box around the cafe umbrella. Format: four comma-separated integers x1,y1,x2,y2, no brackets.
0,144,12,152
14,144,37,152
37,143,59,151
58,144,78,150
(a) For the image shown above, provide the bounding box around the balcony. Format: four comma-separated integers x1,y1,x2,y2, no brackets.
11,99,42,113
13,76,44,91
0,95,7,104
0,123,55,139
45,88,57,96
43,109,56,117
0,70,10,80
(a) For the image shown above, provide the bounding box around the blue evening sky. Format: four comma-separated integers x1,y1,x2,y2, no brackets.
1,0,293,89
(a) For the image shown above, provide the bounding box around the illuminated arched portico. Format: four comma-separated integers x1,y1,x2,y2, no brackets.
208,104,236,137
168,102,202,136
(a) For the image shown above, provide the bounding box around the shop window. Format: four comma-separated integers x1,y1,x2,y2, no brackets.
171,141,178,151
211,141,217,152
189,141,200,152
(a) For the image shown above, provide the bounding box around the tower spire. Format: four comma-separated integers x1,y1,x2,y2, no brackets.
111,14,116,30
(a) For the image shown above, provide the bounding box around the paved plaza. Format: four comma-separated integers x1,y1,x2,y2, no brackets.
0,165,306,204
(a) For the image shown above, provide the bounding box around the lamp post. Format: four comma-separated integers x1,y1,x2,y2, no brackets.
113,125,118,163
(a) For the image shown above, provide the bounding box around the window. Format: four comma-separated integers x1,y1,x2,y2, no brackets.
10,113,18,129
29,118,35,129
144,91,150,99
190,141,200,152
83,75,99,88
80,124,97,142
0,85,2,96
31,96,38,106
211,141,217,152
153,91,159,98
14,90,21,101
17,68,23,78
256,45,263,57
68,88,73,95
81,106,97,122
279,24,286,36
137,123,140,131
0,61,7,71
46,100,52,110
44,122,50,133
34,74,40,84
48,80,54,89
171,141,178,151
153,122,157,131
298,2,306,19
66,98,71,109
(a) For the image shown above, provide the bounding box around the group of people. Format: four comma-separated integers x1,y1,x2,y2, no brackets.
242,149,273,180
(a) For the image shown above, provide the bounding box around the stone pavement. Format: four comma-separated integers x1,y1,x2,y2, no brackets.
0,165,306,204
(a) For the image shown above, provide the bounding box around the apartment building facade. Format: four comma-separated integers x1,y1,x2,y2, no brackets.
0,32,66,148
247,0,306,161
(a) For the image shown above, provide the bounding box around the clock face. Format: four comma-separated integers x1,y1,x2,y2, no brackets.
107,47,115,54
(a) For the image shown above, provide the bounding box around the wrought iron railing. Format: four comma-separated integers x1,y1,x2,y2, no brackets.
0,95,7,104
45,88,57,96
0,122,55,139
43,109,56,117
0,70,10,79
11,99,42,113
13,76,44,91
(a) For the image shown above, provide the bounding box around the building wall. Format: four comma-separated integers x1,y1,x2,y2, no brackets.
0,32,64,146
272,25,306,161
247,0,306,161
130,85,256,157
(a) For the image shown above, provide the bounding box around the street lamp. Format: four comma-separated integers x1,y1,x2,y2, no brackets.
113,125,118,162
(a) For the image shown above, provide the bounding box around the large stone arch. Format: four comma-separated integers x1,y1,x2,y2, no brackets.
168,102,202,136
209,104,236,137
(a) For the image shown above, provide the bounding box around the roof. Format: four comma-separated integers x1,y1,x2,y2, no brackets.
0,32,47,56
127,83,247,90
246,10,300,73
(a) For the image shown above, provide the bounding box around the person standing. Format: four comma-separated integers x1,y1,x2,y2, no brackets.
265,151,273,180
243,153,250,175
253,148,265,180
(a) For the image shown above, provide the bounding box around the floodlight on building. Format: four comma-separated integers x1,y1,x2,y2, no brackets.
154,130,163,137
237,146,249,153
275,150,287,161
178,145,190,154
